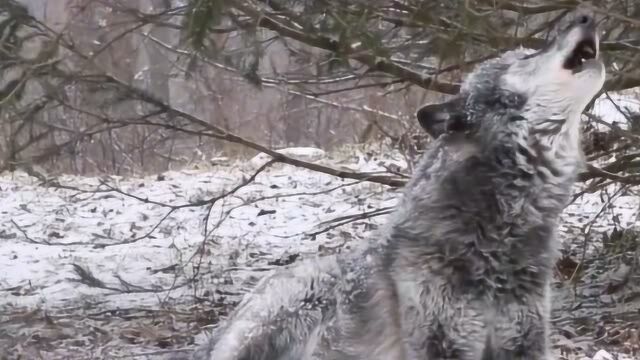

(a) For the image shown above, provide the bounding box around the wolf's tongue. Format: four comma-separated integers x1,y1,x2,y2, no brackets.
583,47,595,57
575,39,597,60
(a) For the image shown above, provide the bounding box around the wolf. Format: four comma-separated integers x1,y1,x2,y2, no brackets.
191,13,605,360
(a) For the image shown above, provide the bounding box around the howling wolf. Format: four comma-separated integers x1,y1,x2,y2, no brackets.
192,13,605,360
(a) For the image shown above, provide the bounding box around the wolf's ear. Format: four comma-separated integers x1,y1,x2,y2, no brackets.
416,98,469,139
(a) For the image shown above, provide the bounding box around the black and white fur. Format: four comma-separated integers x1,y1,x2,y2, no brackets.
192,13,606,360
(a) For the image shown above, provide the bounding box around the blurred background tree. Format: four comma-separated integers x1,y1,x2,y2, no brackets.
0,0,638,186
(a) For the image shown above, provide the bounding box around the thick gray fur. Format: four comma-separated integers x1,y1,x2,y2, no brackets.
192,13,605,360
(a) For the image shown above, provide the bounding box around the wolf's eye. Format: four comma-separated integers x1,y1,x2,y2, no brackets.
564,38,597,71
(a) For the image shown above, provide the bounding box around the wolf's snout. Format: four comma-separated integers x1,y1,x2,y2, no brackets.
562,14,600,72
574,14,595,28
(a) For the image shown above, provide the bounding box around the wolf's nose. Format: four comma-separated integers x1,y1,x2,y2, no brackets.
574,14,594,27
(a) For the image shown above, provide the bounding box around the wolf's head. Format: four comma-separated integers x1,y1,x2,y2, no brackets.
417,13,605,159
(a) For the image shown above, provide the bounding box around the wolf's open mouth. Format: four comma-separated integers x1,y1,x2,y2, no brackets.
564,37,597,71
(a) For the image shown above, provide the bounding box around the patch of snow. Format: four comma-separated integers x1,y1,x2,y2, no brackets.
560,184,640,240
0,151,396,312
592,350,614,360
592,92,640,130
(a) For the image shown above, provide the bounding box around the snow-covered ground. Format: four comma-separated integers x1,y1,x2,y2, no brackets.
593,92,640,129
0,146,402,359
0,147,399,311
0,143,638,359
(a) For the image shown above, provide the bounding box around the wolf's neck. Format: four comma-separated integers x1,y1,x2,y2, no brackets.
506,115,583,221
533,113,584,181
527,108,585,174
